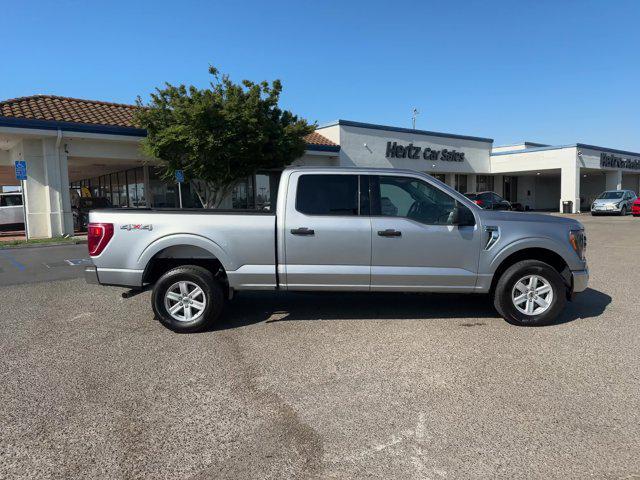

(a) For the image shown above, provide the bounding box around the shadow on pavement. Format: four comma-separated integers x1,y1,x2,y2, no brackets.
554,288,612,325
212,287,611,331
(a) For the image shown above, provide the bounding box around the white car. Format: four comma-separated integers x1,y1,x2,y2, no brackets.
0,193,24,228
591,190,637,216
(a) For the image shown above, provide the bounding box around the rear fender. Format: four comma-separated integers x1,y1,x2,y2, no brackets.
137,234,233,272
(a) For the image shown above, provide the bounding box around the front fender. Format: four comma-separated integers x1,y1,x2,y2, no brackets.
487,236,575,273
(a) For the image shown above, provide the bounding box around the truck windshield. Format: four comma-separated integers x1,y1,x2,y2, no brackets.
598,192,623,199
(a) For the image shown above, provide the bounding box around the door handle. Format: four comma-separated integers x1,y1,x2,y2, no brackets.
291,227,315,236
377,229,402,237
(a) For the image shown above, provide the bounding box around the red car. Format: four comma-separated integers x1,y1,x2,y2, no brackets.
633,198,640,217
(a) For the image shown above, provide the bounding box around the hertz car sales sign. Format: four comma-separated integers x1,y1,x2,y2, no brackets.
600,152,640,170
385,142,465,162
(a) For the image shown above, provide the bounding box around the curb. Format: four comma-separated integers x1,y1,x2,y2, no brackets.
0,239,87,250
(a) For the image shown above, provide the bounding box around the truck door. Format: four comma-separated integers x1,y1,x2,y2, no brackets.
283,172,371,290
369,174,481,291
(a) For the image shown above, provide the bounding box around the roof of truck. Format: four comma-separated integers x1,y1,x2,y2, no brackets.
284,166,434,175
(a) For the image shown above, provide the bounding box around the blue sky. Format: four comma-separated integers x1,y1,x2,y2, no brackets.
1,0,639,150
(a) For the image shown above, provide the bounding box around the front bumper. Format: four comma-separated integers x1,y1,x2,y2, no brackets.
591,204,622,213
571,268,589,293
84,266,100,285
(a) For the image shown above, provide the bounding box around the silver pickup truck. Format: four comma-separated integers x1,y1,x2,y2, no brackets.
85,167,588,332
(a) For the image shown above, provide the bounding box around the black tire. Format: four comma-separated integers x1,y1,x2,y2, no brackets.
493,260,567,326
151,265,224,333
620,206,627,216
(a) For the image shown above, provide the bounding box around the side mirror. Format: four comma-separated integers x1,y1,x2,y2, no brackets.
453,204,476,227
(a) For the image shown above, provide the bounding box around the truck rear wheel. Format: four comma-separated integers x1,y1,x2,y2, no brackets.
151,265,224,333
493,260,566,326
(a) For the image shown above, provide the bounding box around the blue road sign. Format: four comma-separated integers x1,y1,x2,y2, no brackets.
175,170,185,183
15,161,27,180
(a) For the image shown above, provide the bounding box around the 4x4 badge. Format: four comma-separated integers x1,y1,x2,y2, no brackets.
121,224,153,231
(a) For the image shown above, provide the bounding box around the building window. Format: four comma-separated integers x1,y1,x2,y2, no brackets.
430,173,446,183
135,167,147,207
503,176,518,202
476,175,494,192
118,171,128,207
103,175,112,204
125,167,146,207
90,177,100,198
454,174,468,193
232,176,254,209
148,167,177,208
109,173,119,206
254,172,280,211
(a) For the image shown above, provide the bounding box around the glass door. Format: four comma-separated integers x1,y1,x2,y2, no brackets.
503,176,518,202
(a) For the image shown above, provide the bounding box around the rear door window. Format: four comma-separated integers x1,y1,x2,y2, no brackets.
296,174,359,216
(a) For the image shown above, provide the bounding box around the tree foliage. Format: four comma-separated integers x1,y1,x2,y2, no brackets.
135,66,315,207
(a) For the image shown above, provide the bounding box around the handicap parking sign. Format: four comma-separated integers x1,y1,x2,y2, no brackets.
15,160,27,180
175,170,184,183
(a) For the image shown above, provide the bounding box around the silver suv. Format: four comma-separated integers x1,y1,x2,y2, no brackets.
591,190,636,216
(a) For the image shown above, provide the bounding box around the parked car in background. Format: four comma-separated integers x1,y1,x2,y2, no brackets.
591,190,636,216
464,191,512,210
73,197,113,231
0,193,24,230
85,167,588,332
632,198,640,217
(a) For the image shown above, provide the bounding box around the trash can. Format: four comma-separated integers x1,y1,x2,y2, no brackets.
562,200,573,214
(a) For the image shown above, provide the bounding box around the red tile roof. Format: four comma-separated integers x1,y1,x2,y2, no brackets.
303,131,337,147
0,95,338,148
0,95,137,128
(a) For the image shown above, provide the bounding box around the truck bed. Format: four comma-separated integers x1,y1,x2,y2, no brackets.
88,208,277,289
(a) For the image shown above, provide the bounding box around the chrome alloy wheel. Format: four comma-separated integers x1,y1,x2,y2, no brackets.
164,281,207,322
511,274,554,316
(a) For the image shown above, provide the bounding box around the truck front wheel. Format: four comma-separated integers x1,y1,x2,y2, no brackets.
493,260,567,326
151,265,224,333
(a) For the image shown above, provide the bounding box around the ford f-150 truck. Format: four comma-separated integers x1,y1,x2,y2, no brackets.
85,167,588,332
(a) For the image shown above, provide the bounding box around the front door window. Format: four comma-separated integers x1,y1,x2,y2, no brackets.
373,175,459,225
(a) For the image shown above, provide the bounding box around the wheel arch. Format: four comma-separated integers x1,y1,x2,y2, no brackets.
489,247,570,295
139,235,232,287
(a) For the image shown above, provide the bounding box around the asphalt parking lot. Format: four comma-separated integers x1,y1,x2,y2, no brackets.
0,214,638,479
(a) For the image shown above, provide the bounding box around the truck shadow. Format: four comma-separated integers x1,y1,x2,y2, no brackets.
213,288,611,330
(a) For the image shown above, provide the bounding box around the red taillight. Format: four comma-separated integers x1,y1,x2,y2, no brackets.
88,223,114,256
474,199,484,206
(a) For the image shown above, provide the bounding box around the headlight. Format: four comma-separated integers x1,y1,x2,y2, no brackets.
569,229,586,260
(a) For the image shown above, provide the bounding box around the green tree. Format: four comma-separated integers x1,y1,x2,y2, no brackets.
135,66,315,208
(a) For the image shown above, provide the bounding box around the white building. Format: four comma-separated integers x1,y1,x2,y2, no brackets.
491,142,640,213
1,95,639,238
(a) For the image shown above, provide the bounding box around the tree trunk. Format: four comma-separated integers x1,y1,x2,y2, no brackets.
191,179,233,209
